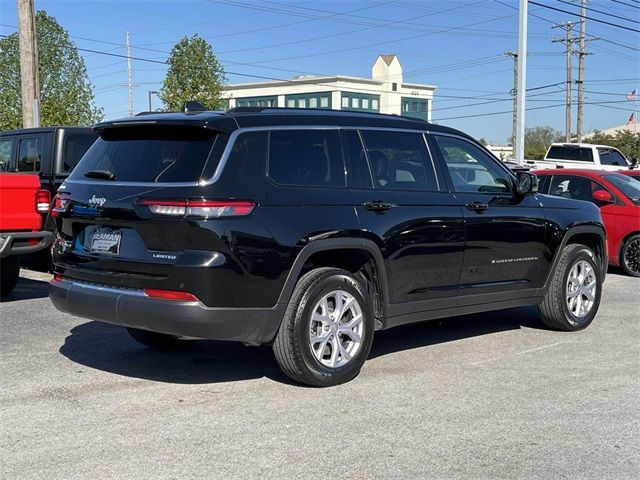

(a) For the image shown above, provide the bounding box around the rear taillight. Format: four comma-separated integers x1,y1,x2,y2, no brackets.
51,193,71,217
36,189,51,213
139,199,255,218
143,288,199,302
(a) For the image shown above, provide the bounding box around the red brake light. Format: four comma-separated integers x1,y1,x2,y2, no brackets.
52,274,64,282
51,193,71,217
36,189,51,213
139,199,255,218
143,288,199,302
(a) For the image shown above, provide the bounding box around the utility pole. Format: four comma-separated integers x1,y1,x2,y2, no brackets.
126,31,133,117
17,0,41,128
514,0,528,166
505,51,518,147
552,22,576,142
576,0,587,142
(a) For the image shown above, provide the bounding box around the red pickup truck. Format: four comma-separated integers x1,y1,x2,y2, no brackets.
0,173,53,296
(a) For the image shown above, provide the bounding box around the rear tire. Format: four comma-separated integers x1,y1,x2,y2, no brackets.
126,327,193,350
538,244,601,331
273,267,375,387
620,234,640,277
0,256,20,297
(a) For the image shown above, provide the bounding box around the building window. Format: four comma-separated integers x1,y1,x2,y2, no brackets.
401,97,429,121
284,92,332,110
235,96,278,108
341,92,380,112
392,83,397,91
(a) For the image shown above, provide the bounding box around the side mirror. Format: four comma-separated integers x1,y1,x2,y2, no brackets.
592,189,614,204
631,157,638,166
515,171,538,195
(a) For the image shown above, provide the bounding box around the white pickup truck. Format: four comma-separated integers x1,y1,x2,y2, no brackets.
525,143,633,171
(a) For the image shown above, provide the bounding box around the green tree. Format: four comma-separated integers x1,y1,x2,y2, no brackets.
587,129,640,161
0,11,103,130
160,34,226,111
524,125,562,159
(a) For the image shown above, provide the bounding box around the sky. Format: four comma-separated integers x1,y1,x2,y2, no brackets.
1,0,638,144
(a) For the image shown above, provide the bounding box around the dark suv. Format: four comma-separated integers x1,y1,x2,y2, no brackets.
49,107,607,386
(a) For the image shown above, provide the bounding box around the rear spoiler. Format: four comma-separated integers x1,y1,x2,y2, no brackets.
93,114,238,134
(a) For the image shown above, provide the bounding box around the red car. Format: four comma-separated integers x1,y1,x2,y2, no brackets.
536,169,640,277
620,169,640,181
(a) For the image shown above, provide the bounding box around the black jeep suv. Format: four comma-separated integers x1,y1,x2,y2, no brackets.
49,107,606,386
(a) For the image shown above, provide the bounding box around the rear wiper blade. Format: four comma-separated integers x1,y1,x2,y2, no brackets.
84,169,116,180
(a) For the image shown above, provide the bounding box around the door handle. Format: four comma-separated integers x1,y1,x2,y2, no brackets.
363,201,393,212
465,201,489,212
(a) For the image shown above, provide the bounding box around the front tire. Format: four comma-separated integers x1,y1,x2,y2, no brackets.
538,244,602,331
273,268,375,387
126,327,193,350
620,234,640,277
0,256,20,297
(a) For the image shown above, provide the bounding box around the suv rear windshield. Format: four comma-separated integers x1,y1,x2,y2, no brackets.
68,126,218,183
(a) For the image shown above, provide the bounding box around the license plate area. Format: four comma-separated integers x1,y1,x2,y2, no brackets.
90,228,122,255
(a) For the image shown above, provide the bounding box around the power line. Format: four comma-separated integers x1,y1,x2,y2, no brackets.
554,0,640,23
528,1,640,33
611,0,640,10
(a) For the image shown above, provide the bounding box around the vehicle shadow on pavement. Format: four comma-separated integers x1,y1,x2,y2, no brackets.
0,277,50,303
370,305,545,359
59,306,546,385
59,321,291,385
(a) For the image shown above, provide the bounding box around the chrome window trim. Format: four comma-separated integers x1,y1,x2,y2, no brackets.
64,125,433,188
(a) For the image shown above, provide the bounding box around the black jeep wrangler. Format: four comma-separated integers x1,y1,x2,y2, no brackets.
49,107,606,386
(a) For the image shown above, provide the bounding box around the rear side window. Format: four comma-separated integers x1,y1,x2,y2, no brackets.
68,126,217,183
360,130,437,191
17,137,43,172
564,147,593,162
546,146,565,159
62,133,98,172
0,138,12,172
268,130,345,188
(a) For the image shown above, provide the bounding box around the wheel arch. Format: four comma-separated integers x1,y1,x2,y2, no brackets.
276,239,389,328
543,225,607,292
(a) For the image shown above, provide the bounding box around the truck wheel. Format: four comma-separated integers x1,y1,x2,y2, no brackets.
538,244,602,331
273,268,375,387
620,234,640,277
126,327,193,350
0,256,20,297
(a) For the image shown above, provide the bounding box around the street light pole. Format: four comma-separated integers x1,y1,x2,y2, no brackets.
514,0,528,166
148,90,159,111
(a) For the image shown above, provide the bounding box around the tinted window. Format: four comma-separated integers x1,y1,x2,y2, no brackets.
564,147,593,162
223,131,268,184
547,146,565,159
603,173,640,205
548,175,603,203
62,133,98,172
68,126,217,183
343,130,373,189
432,135,511,193
0,139,11,172
17,137,43,172
360,130,436,191
268,130,345,188
598,148,628,166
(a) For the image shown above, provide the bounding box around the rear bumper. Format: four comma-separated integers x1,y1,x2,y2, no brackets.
49,278,282,344
0,231,53,259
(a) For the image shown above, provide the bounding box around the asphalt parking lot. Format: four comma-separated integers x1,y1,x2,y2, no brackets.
1,269,638,479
